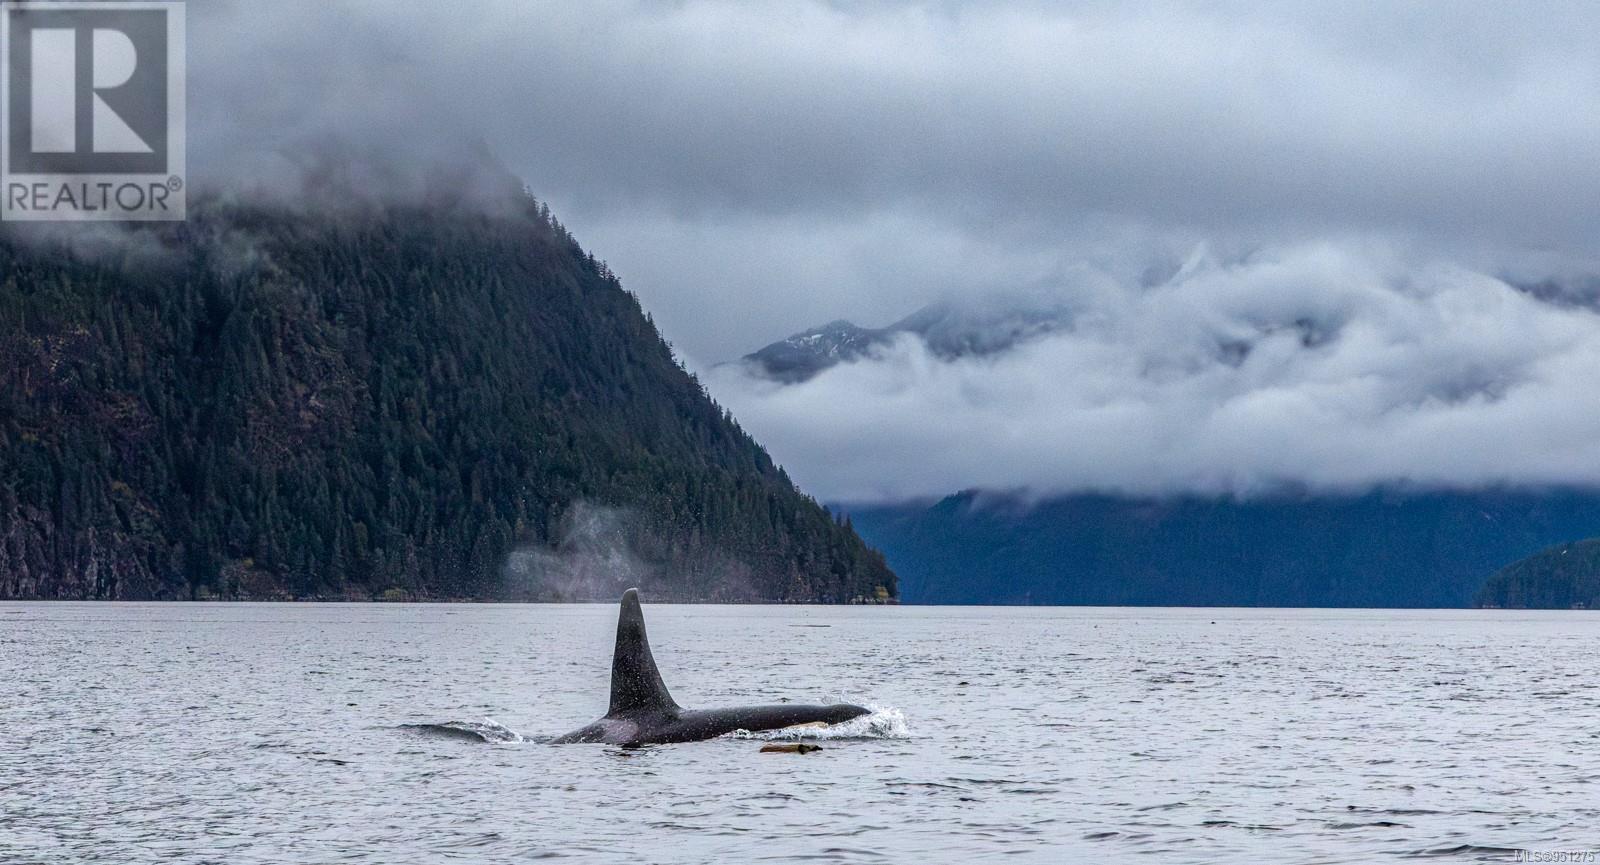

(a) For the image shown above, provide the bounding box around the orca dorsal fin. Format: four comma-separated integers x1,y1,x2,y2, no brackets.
607,588,680,716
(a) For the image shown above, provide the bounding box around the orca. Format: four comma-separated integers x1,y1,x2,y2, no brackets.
552,588,870,745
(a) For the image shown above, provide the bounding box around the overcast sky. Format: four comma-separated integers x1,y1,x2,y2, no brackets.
190,1,1600,502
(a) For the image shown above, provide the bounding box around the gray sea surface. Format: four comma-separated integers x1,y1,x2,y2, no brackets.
2,602,1597,863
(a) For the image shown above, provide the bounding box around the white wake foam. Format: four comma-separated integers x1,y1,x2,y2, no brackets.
726,705,911,741
414,717,525,743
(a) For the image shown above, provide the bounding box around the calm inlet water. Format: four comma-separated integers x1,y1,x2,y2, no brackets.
2,603,1597,863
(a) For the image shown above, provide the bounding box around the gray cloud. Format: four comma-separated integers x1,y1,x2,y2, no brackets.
180,1,1600,499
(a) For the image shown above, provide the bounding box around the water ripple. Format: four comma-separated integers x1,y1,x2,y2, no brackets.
2,603,1598,863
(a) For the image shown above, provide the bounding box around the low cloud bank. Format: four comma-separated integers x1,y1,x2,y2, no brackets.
708,243,1600,502
177,2,1600,361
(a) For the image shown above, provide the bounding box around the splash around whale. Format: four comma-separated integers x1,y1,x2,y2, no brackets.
552,589,871,745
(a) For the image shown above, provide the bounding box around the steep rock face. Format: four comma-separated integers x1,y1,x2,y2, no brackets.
0,196,895,602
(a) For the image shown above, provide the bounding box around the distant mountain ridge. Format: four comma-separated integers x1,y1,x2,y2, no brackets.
742,271,1600,385
846,489,1600,607
739,280,1600,607
740,299,1074,382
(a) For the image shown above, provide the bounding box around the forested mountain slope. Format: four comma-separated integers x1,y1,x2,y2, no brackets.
1475,538,1600,609
0,195,894,602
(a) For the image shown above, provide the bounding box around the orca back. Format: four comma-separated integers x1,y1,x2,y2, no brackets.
608,588,680,716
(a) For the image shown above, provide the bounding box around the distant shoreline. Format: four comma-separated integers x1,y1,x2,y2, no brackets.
7,597,1598,610
0,595,901,605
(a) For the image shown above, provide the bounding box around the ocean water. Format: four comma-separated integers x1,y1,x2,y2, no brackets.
1,602,1597,864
